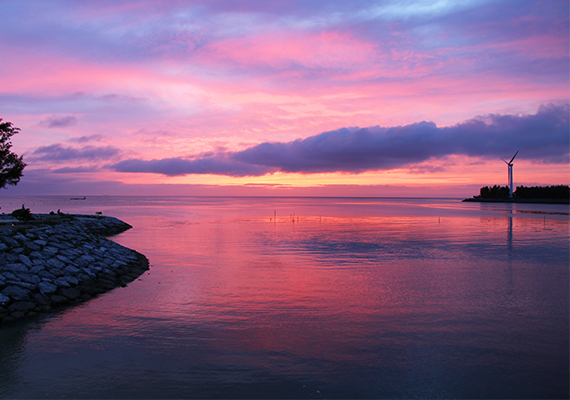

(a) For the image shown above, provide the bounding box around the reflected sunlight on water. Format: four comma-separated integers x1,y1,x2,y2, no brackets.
0,196,568,398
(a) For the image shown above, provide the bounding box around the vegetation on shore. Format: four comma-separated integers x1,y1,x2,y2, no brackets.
466,185,569,202
0,119,26,190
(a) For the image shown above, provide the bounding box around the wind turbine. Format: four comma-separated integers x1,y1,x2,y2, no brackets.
501,150,519,198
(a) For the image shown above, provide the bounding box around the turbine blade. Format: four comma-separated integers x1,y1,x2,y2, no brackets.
500,158,509,164
509,150,519,163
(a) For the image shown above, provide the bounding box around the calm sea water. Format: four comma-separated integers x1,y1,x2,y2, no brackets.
0,196,568,399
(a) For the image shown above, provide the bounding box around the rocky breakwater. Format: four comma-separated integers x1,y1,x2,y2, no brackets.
0,215,149,323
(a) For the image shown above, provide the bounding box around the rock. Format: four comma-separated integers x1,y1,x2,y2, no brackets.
96,278,117,291
50,242,69,250
18,254,33,268
63,265,80,275
42,246,59,257
77,284,98,296
7,281,35,290
24,242,41,252
4,263,29,274
15,273,41,285
0,236,19,248
29,265,45,274
8,301,35,313
50,295,67,305
4,253,18,263
38,281,58,294
56,255,73,264
1,285,30,300
60,287,81,300
13,233,27,242
29,251,46,260
65,276,79,286
54,277,72,288
38,270,56,280
74,255,95,267
32,258,48,267
34,292,51,306
0,214,148,324
9,311,24,320
46,258,66,270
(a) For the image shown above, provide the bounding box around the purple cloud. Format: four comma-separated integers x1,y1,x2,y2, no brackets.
69,134,104,143
52,166,99,173
110,104,569,176
111,157,274,177
39,115,77,128
32,144,121,161
232,103,569,173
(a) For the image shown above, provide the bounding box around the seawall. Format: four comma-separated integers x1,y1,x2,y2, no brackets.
0,214,149,324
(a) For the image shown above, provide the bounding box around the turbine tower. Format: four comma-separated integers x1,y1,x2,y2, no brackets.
501,150,519,198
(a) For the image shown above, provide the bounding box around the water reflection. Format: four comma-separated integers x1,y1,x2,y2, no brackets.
0,197,568,398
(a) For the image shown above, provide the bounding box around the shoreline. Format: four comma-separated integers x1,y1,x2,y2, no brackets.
0,214,149,324
462,197,569,204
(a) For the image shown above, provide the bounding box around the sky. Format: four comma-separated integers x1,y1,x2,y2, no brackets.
0,0,568,197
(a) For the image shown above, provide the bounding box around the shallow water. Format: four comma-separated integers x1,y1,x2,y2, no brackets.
0,196,568,398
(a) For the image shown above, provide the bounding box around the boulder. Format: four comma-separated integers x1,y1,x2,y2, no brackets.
0,236,19,248
1,285,30,300
34,292,51,306
54,277,72,288
15,273,41,285
29,265,45,274
60,287,81,300
23,242,41,252
42,246,59,257
50,295,67,305
4,263,28,274
38,270,56,280
8,301,35,313
63,265,80,275
18,254,33,268
38,281,57,294
46,258,66,270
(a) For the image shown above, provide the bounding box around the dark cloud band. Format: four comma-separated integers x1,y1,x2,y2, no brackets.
111,157,274,177
110,104,569,176
32,144,121,161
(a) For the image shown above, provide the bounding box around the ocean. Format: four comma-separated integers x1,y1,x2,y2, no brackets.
0,196,568,399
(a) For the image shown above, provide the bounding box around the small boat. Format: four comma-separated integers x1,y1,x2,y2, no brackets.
70,196,87,200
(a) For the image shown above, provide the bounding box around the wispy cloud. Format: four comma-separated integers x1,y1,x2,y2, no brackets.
39,115,77,128
32,144,121,161
69,134,104,143
52,166,99,173
111,156,273,177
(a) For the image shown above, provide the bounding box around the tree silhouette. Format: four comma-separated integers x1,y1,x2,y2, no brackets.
0,119,26,189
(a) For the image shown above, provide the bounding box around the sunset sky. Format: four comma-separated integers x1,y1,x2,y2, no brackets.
1,0,568,197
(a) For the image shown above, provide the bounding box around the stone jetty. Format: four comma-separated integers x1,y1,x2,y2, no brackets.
0,214,149,324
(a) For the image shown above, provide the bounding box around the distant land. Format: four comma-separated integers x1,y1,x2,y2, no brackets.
463,185,570,204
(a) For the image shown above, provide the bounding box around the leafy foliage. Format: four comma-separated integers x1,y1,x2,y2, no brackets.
479,185,570,199
479,185,510,198
0,119,26,189
11,206,32,221
514,185,569,199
